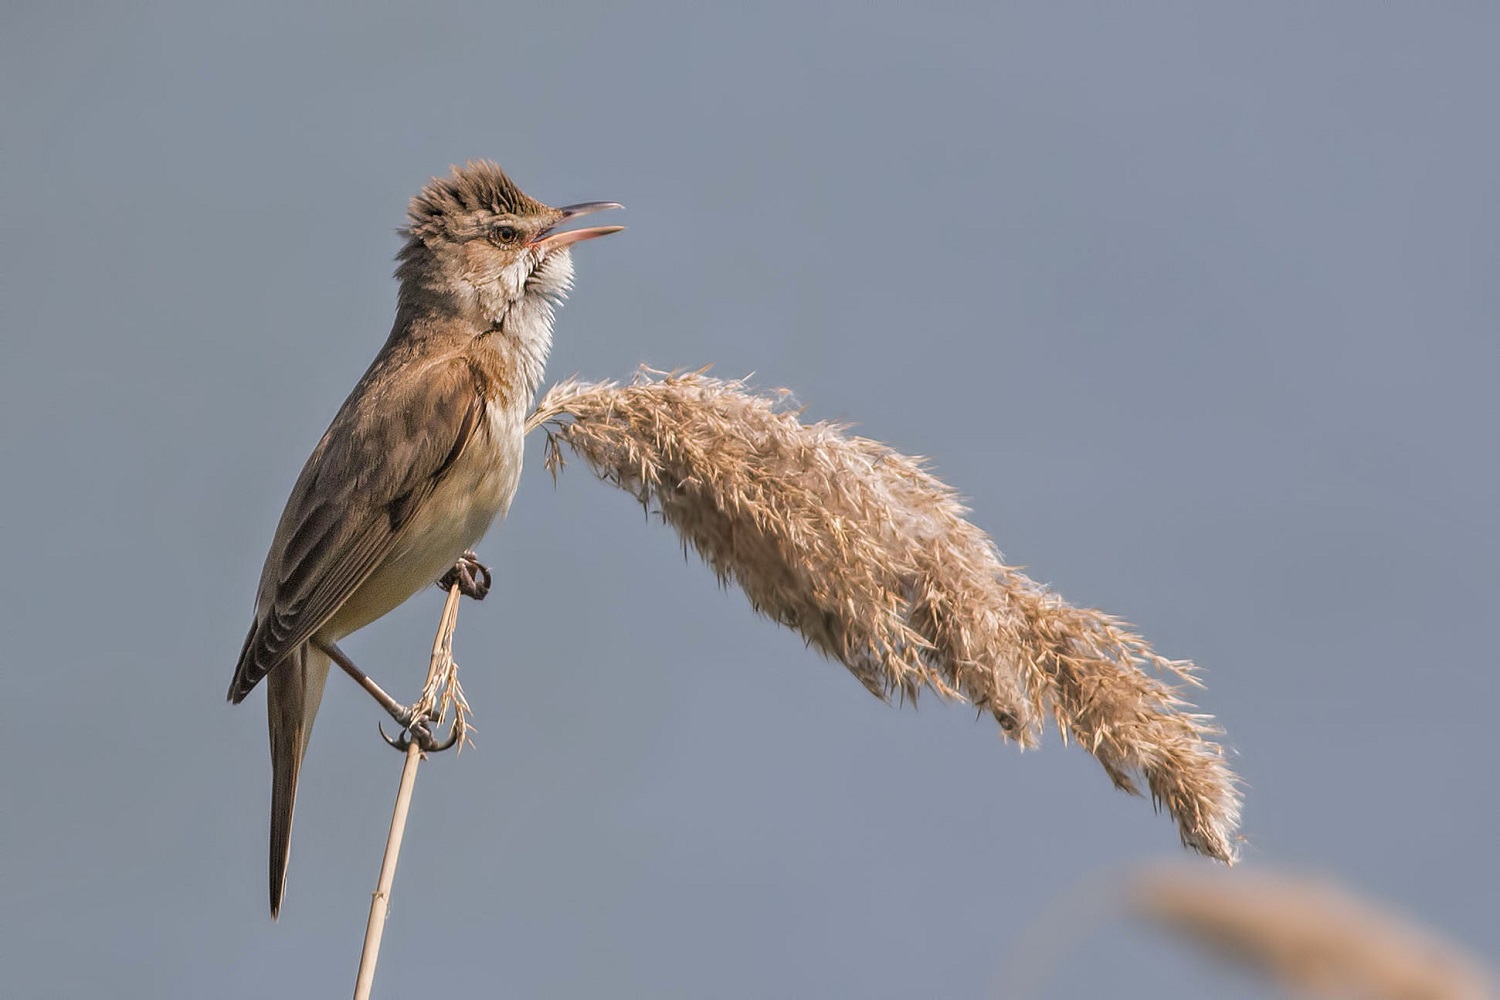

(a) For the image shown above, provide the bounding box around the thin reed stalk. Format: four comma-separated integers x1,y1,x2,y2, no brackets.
353,584,467,1000
529,369,1242,861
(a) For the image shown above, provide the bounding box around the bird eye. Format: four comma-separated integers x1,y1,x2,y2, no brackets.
489,223,521,245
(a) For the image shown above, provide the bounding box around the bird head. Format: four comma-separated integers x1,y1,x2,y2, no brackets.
398,160,622,325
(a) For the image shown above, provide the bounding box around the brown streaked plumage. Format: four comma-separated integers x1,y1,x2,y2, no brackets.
228,161,621,918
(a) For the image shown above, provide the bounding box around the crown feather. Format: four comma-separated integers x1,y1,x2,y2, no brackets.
404,160,547,237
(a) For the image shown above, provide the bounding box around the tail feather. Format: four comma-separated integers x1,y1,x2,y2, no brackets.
267,642,330,919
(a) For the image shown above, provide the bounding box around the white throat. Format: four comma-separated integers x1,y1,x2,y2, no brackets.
479,248,575,403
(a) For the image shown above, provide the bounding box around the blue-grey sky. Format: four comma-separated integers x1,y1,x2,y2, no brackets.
2,3,1496,997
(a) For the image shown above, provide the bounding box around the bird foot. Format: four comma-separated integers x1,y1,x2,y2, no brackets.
438,550,491,601
379,704,459,753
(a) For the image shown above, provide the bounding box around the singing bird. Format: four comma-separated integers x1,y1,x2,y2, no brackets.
227,162,622,917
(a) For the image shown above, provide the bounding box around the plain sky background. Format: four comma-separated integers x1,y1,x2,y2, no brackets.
2,3,1496,997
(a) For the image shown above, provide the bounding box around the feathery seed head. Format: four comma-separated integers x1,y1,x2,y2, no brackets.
530,370,1244,863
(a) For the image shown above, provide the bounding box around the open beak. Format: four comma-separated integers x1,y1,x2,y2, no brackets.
531,201,625,252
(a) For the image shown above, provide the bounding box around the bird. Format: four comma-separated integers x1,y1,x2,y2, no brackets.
227,161,622,918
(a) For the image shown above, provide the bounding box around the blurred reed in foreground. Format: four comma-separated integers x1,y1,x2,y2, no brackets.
1129,865,1496,999
528,370,1241,861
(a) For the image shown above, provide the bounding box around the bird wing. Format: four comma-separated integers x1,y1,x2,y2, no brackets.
228,355,488,702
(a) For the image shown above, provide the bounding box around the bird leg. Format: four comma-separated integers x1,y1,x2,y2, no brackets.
316,554,486,754
314,638,456,752
438,550,491,600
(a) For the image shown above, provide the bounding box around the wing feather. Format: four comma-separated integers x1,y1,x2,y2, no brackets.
228,357,486,702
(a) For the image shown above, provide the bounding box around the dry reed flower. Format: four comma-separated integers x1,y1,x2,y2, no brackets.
1128,865,1497,1000
528,369,1242,862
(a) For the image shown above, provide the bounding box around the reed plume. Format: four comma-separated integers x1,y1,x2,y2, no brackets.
528,369,1242,862
1128,865,1497,999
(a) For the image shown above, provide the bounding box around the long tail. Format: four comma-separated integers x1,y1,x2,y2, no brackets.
267,642,330,919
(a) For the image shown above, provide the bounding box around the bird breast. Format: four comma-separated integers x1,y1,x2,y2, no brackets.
421,398,526,561
326,400,525,639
